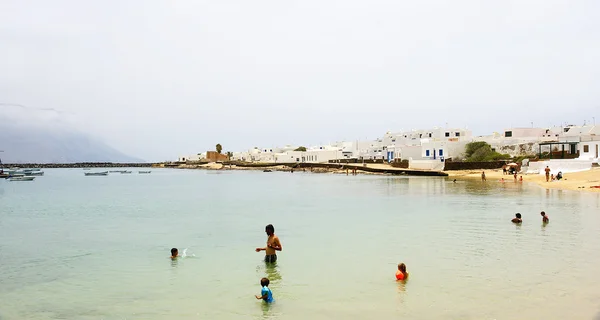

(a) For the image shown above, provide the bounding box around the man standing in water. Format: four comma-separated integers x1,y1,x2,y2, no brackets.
545,166,551,182
256,224,282,263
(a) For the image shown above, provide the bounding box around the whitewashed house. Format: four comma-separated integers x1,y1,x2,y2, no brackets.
382,127,473,162
178,153,203,162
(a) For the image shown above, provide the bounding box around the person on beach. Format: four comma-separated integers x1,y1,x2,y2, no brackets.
502,164,507,175
512,213,522,224
545,166,551,182
396,263,409,281
170,248,179,259
541,211,549,223
481,171,486,181
519,175,523,182
513,172,517,182
551,174,556,181
557,171,563,181
256,224,282,263
255,277,274,303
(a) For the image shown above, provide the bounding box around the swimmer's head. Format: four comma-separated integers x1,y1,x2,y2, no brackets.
540,211,546,216
398,263,407,273
171,248,178,257
265,224,274,236
260,277,270,287
515,213,522,219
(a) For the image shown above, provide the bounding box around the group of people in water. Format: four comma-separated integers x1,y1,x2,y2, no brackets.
169,223,408,304
511,211,549,224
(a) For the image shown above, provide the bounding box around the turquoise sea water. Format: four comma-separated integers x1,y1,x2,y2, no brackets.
1,168,600,319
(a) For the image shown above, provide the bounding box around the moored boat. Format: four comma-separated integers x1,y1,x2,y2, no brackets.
120,171,132,174
138,171,151,174
24,171,44,176
9,176,35,181
84,171,109,176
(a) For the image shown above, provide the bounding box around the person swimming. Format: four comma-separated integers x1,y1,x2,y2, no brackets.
511,213,522,224
170,248,179,259
396,263,408,281
541,211,549,223
255,277,274,303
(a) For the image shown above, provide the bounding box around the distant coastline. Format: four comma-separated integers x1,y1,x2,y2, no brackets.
1,162,157,168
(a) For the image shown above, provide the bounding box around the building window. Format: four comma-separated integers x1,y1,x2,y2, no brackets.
439,149,443,156
455,132,460,137
445,132,450,137
425,150,430,157
583,145,589,152
505,131,513,137
428,133,432,138
419,134,422,138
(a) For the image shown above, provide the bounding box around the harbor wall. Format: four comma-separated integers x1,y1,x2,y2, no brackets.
2,163,157,168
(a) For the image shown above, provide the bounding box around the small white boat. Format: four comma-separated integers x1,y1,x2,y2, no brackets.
138,171,151,174
25,171,44,176
83,168,91,170
9,176,35,181
84,171,108,176
120,171,132,174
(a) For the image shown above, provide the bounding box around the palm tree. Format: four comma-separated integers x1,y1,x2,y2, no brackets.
216,144,223,154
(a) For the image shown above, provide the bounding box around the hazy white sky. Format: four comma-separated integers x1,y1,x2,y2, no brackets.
1,0,599,161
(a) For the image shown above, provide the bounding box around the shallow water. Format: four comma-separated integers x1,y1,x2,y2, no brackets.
1,169,599,319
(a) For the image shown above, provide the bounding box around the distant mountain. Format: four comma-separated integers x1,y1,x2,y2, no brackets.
0,106,143,163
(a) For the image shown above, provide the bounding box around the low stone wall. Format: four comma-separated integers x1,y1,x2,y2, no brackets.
328,159,386,164
2,162,156,168
391,160,409,169
528,159,592,174
444,161,506,171
409,159,445,171
224,161,290,168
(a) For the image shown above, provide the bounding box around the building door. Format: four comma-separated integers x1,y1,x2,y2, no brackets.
596,144,599,158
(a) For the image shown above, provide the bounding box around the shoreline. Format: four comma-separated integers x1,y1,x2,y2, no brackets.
4,161,598,193
445,167,600,193
169,162,447,176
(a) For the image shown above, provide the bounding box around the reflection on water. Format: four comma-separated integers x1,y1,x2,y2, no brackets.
259,299,274,319
170,257,179,268
264,262,282,283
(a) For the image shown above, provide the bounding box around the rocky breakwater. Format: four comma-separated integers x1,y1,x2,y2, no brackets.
3,162,159,168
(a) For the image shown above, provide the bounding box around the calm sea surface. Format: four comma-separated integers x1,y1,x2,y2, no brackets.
1,168,600,320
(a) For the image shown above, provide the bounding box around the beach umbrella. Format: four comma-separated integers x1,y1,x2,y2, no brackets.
507,162,518,166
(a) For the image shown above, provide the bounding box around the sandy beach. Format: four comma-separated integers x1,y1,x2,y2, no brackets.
446,167,600,193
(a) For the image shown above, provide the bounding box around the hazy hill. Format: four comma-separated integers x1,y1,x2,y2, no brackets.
0,106,142,163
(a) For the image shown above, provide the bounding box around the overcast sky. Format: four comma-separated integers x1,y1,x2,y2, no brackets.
1,0,599,161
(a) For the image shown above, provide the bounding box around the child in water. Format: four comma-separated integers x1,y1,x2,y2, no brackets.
541,211,549,223
170,248,179,259
511,213,522,224
396,263,408,281
255,277,274,303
